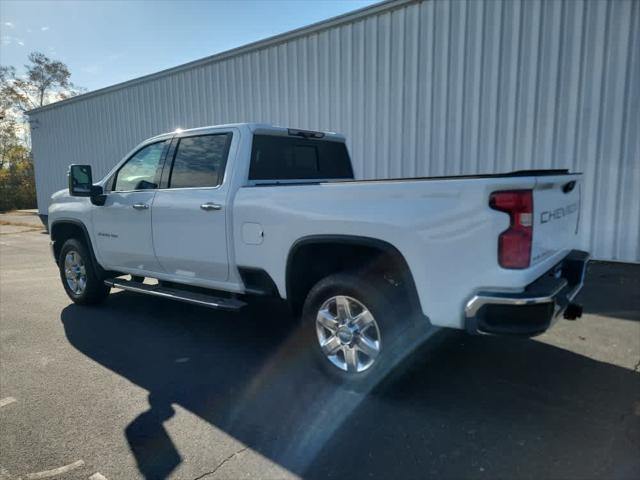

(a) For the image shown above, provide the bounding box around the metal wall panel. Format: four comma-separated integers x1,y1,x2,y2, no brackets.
29,0,640,262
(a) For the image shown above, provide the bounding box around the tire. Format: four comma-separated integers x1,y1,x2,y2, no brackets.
58,238,110,305
302,272,415,389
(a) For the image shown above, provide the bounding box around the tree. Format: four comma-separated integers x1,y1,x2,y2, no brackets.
0,52,82,115
0,93,23,170
0,115,20,170
0,143,36,211
0,52,83,211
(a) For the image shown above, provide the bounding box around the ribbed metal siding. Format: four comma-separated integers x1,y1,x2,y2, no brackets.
30,0,639,262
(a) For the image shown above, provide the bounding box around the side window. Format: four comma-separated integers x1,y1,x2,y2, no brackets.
114,141,167,192
168,133,231,189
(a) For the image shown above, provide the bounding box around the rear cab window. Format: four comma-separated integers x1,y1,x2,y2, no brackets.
168,133,232,189
249,134,354,182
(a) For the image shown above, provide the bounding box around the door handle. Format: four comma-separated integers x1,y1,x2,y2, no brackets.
132,203,149,210
200,202,222,211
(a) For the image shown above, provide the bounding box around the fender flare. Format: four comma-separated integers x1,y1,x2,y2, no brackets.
50,219,104,276
285,234,420,309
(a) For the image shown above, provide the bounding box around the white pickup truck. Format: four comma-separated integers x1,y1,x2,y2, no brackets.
49,123,589,382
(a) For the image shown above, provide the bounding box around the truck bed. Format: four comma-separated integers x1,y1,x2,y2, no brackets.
235,170,583,329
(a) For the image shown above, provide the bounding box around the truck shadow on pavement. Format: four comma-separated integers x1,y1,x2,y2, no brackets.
576,262,640,322
60,281,640,479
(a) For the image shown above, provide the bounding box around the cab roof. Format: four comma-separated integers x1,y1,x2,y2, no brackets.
146,123,346,143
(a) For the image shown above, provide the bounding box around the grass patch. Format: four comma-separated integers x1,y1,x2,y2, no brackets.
0,220,44,229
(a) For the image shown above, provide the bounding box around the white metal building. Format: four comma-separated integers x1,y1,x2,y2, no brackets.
28,0,639,262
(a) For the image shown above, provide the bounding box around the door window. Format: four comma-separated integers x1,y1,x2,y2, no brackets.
113,141,167,192
168,134,232,189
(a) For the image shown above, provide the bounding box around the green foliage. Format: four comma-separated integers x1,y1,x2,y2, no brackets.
0,144,36,212
1,51,82,211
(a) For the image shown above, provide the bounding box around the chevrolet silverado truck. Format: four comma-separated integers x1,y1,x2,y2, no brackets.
49,123,589,382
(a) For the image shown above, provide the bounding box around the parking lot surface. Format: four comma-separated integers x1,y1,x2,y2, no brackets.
1,226,639,479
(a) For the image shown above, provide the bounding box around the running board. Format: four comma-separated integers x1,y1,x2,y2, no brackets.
104,278,246,311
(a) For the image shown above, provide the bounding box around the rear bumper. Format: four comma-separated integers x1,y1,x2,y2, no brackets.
464,250,589,336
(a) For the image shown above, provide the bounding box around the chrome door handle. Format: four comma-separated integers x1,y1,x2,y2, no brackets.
132,203,149,210
200,202,222,211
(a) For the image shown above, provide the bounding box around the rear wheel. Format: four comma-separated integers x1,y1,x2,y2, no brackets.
302,272,410,387
58,238,110,305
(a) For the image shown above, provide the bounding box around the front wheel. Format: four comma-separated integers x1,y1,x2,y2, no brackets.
302,272,411,388
58,238,110,305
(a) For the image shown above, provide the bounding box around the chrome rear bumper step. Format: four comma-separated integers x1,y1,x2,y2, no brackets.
464,249,589,336
104,278,246,311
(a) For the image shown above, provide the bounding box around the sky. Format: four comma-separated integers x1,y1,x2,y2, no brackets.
0,0,378,92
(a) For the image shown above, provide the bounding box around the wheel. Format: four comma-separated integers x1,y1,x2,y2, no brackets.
302,272,412,387
58,238,110,305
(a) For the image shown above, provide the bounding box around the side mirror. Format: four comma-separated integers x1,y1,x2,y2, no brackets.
68,165,94,197
69,164,106,206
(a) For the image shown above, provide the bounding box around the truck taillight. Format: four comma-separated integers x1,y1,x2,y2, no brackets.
489,190,533,269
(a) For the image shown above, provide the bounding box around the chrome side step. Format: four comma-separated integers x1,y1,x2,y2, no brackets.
104,278,246,311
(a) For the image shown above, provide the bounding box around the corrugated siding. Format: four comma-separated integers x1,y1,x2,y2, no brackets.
30,0,639,262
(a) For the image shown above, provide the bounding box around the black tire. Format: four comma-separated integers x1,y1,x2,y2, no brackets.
58,238,110,305
302,272,416,389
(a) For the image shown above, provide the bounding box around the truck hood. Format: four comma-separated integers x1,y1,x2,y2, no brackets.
51,188,69,201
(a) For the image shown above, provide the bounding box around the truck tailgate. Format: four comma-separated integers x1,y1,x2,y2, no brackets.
531,174,581,266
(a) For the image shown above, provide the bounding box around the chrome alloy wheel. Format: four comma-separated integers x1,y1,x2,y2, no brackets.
315,295,381,373
64,250,87,295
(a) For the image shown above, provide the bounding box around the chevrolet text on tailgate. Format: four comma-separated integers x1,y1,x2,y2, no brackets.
49,123,589,384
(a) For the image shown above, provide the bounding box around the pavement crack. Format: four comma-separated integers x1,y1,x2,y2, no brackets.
633,357,640,372
193,447,248,480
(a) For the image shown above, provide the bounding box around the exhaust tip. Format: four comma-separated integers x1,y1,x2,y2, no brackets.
564,303,583,320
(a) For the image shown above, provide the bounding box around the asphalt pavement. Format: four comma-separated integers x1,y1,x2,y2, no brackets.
1,225,639,479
